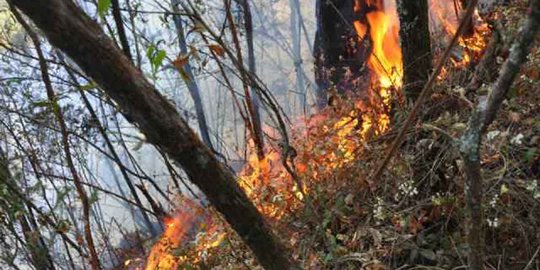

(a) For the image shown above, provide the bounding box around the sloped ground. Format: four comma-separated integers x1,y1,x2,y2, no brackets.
120,1,540,269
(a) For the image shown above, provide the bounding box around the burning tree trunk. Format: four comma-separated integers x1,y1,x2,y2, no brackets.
314,0,369,109
8,0,292,269
396,0,432,102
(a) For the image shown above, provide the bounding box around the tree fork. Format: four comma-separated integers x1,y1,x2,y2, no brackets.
8,0,292,269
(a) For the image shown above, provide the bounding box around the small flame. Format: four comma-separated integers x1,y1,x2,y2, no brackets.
144,198,225,270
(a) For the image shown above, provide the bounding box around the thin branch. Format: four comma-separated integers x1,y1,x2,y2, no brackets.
10,6,102,270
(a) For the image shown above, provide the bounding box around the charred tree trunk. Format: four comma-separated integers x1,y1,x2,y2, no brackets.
171,0,215,151
459,0,475,37
314,0,369,109
8,0,292,269
397,0,432,103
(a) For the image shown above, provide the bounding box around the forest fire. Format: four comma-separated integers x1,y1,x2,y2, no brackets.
143,1,490,268
429,0,490,66
143,197,225,270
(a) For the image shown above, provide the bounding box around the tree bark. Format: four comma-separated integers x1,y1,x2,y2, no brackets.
8,0,292,269
171,0,215,151
314,0,368,109
397,0,432,103
236,0,266,160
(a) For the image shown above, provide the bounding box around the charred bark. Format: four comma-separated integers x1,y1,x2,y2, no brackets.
397,0,433,103
8,0,292,269
314,0,369,109
236,0,266,160
459,0,476,37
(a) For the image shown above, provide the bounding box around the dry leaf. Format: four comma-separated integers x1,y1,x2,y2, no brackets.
208,44,225,57
172,54,190,70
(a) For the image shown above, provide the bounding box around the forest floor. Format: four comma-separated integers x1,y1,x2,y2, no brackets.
121,2,540,269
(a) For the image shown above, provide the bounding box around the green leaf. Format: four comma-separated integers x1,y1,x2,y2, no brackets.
146,45,167,73
500,184,509,195
33,100,53,107
97,0,112,18
153,50,166,69
89,190,99,204
80,82,97,91
146,45,156,61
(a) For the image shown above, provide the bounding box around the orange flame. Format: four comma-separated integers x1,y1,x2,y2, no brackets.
143,1,490,268
144,198,225,270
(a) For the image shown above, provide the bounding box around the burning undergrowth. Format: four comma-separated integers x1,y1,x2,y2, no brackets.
132,1,540,269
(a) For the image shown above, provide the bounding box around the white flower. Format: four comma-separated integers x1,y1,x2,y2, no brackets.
510,133,524,145
487,217,500,228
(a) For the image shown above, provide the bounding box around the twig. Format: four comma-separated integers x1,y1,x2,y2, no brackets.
523,244,540,270
10,6,102,270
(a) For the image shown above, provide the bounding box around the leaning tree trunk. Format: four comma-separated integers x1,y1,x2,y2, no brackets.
460,1,540,268
171,0,215,151
397,0,433,103
8,0,292,269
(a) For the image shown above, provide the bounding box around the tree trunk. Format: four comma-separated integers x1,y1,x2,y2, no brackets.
397,0,432,103
237,0,265,159
460,0,475,37
289,0,307,111
314,0,374,109
9,0,292,269
171,0,215,151
460,1,539,268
